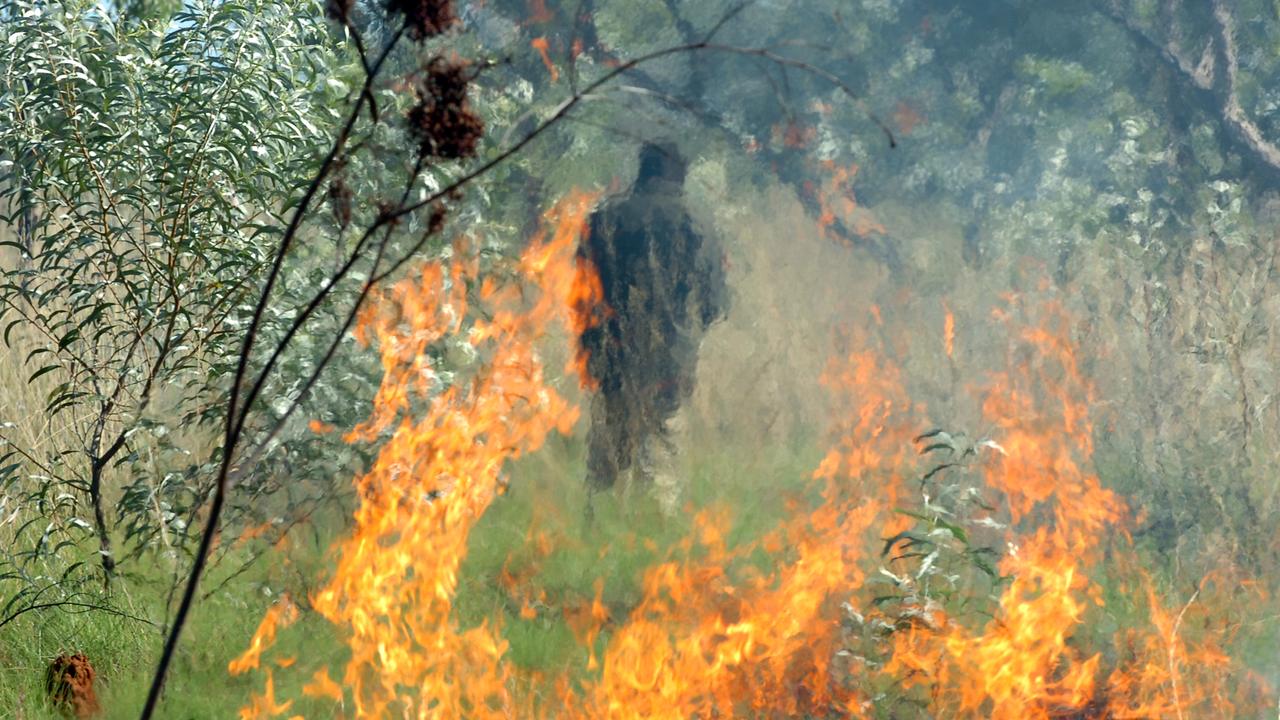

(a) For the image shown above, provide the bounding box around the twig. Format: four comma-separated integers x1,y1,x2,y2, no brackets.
221,37,890,501
0,599,156,630
137,24,407,720
1168,582,1201,720
1097,0,1280,175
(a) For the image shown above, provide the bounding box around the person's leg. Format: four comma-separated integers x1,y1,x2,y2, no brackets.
584,394,617,526
648,411,686,517
585,393,621,492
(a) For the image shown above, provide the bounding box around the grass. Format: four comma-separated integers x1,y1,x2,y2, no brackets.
0,339,1276,718
0,565,272,718
455,431,825,681
0,424,825,717
3,417,1275,717
0,423,1276,717
0,263,1274,716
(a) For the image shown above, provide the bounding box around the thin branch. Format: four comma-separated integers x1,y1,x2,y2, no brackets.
398,39,894,224
1167,582,1202,720
216,38,884,491
1209,0,1280,171
1098,0,1280,175
705,1,752,43
227,172,437,489
0,599,156,630
136,25,407,720
227,151,429,455
348,26,381,124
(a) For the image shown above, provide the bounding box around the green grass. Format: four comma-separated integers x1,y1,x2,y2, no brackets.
0,570,272,718
455,432,825,682
0,524,351,718
2,427,1275,717
0,432,823,717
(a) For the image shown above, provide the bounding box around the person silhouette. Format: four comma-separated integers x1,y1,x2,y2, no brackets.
578,142,728,503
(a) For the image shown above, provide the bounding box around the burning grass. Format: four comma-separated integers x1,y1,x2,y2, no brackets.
226,192,1277,718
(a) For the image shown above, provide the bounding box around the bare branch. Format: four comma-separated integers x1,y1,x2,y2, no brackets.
1099,0,1280,175
137,24,409,720
1209,0,1280,171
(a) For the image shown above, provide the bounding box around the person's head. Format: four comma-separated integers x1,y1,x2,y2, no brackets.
636,142,686,187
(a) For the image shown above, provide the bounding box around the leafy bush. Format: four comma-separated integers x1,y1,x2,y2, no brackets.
0,0,342,598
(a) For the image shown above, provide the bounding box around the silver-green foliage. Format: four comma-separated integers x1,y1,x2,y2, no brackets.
0,0,338,589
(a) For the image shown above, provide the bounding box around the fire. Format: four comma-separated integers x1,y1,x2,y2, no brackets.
229,595,298,676
524,0,553,25
892,101,923,136
772,119,816,149
812,160,885,241
531,37,559,82
237,672,295,720
237,191,598,717
943,303,955,360
232,194,1272,718
880,302,1262,718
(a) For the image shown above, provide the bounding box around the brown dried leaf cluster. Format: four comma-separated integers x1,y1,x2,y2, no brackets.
386,0,458,41
46,653,100,719
407,58,483,161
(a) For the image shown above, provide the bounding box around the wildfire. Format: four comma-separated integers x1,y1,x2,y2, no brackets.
237,191,597,717
811,160,885,242
881,303,1261,718
232,194,1271,718
943,303,955,360
531,37,559,82
229,595,299,676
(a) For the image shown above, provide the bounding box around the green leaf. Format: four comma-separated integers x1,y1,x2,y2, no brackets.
27,364,60,384
56,327,81,351
881,530,933,557
3,319,22,347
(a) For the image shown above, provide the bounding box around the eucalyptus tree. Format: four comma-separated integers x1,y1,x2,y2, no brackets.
0,0,346,602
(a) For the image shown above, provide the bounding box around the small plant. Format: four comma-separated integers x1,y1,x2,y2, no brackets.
874,428,1008,628
837,426,1011,712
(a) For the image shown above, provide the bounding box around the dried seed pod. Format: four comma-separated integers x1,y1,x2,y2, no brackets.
385,0,457,41
405,59,484,161
427,203,448,235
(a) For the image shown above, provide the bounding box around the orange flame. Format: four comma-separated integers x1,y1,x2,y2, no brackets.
881,303,1261,718
233,198,1271,718
237,672,297,720
943,303,955,359
567,251,606,388
812,160,885,241
531,37,559,82
229,595,298,676
773,119,816,148
237,191,599,717
524,0,553,24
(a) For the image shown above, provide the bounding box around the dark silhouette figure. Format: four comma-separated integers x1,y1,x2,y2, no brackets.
579,143,727,493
